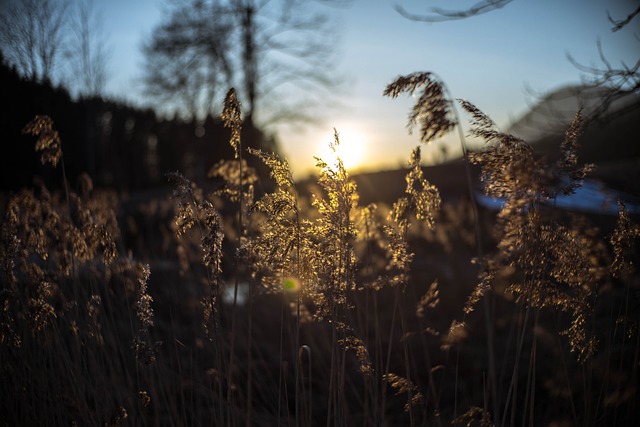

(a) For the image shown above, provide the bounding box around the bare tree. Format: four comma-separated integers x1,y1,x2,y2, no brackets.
141,0,234,121
67,0,110,97
141,0,342,126
0,0,109,97
0,0,70,83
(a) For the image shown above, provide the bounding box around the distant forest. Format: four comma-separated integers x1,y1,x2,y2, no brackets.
0,54,277,192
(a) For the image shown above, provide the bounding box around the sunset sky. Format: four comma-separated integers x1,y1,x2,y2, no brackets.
103,0,639,178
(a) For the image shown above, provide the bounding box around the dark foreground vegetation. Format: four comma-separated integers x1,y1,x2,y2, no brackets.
1,68,639,427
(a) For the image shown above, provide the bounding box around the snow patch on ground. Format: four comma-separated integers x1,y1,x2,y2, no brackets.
475,179,640,215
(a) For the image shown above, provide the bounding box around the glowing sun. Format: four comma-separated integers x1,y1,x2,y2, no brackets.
319,129,366,171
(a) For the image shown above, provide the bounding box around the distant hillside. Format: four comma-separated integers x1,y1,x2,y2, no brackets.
507,84,638,142
295,160,478,207
506,85,640,196
351,160,476,205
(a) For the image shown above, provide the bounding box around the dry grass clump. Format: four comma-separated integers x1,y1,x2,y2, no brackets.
1,117,160,425
384,71,639,425
22,115,62,167
611,201,640,280
463,101,606,361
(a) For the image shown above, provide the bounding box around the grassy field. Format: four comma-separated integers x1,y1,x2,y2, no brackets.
1,82,639,427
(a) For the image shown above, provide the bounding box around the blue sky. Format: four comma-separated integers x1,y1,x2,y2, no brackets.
102,0,639,178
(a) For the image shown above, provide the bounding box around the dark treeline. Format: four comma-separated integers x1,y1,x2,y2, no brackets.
0,54,277,193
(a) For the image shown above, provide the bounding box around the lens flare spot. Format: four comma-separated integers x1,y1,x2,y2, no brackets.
283,277,301,293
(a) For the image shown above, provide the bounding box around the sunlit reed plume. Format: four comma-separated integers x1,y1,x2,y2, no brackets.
384,72,455,143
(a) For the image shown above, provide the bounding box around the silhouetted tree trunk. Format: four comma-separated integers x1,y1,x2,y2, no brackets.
241,4,257,125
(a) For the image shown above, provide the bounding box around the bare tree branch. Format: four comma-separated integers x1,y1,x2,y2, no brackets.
395,0,514,23
608,5,640,32
566,39,640,122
